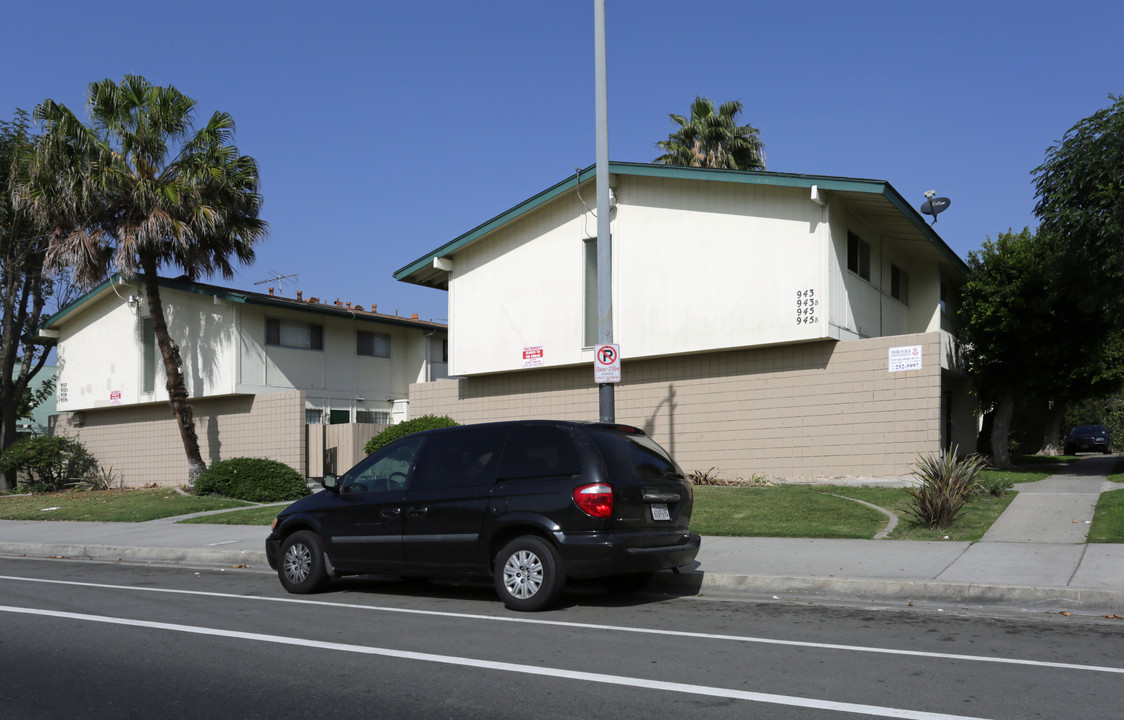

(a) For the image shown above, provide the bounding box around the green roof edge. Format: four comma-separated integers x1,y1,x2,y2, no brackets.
393,162,967,285
42,275,445,333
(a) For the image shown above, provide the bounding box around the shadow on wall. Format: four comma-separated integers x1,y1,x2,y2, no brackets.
643,383,677,458
206,410,222,466
155,294,236,397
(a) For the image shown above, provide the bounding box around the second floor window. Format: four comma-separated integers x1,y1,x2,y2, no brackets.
266,318,323,350
357,330,391,357
891,264,909,305
847,232,871,281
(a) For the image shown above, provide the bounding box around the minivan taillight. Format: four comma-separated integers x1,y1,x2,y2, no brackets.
573,483,614,519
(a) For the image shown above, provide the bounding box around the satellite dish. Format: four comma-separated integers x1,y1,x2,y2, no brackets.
920,197,951,217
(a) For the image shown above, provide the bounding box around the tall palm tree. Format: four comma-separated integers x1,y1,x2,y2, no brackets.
18,75,267,483
654,96,766,171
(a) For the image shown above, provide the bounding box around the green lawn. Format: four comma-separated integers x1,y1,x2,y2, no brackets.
177,504,288,525
690,484,1015,541
1088,488,1124,542
0,488,251,522
0,454,1112,540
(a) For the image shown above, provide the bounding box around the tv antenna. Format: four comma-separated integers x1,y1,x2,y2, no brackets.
254,272,299,296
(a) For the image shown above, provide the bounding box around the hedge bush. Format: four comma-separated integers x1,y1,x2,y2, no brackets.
363,415,459,455
0,436,100,492
193,457,308,502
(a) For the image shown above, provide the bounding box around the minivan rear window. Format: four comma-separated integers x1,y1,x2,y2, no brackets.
588,427,682,482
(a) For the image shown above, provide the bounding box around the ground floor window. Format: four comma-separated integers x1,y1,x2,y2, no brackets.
356,410,391,424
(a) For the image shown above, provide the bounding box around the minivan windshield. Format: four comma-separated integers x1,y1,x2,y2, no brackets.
588,427,683,482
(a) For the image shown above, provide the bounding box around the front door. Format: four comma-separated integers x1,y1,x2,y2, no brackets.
321,435,424,572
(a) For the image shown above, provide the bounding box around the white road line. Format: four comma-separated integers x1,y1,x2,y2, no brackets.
2,574,1122,676
0,604,991,720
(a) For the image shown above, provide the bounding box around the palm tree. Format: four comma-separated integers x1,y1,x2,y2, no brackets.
654,96,766,171
18,76,267,483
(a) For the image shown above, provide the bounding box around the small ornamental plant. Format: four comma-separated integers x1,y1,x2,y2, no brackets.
904,447,987,529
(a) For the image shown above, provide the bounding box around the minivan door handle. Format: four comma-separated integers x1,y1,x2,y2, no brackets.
406,506,428,518
380,508,402,519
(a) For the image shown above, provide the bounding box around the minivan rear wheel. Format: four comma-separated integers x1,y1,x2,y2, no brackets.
279,530,329,594
494,536,564,611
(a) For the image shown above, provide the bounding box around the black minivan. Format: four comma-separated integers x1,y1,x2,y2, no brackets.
266,420,700,611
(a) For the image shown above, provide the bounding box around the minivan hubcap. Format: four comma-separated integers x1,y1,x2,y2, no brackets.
503,550,543,599
284,543,312,583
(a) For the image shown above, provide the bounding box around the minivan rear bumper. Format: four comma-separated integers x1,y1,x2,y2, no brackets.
553,531,701,579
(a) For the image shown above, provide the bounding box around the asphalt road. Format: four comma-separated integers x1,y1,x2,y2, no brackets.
1,557,1122,720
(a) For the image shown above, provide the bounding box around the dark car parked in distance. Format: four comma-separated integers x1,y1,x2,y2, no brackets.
266,420,701,611
1063,424,1113,455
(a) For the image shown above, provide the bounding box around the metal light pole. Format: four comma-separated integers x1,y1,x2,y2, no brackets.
594,0,614,422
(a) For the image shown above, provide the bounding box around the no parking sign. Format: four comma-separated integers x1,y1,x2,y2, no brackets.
594,343,620,384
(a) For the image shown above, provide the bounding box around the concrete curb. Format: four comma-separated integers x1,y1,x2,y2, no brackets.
652,570,1124,611
5,541,1122,613
0,542,269,568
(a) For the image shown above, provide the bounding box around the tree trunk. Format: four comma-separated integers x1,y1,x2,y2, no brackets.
139,262,206,484
0,401,16,492
1037,401,1066,455
990,394,1015,469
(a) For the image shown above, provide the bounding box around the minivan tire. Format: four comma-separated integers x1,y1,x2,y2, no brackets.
279,531,330,594
494,536,565,612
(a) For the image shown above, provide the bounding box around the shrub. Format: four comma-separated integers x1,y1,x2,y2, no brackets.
975,473,1015,498
904,448,987,529
363,414,459,455
0,436,100,493
193,457,308,502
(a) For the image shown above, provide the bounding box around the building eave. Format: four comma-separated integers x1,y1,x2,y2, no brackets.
393,162,968,291
41,275,447,334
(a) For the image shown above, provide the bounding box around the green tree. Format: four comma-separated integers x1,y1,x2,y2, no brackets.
654,96,765,171
960,227,1124,465
958,229,1053,467
0,110,60,492
17,76,268,483
1034,94,1124,327
1028,95,1124,450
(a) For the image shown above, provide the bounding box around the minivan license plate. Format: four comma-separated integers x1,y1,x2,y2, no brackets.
650,503,671,521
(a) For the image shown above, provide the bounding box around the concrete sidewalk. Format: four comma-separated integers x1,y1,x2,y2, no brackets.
0,457,1120,613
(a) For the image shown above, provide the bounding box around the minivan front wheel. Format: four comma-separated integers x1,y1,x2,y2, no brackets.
279,530,329,594
494,536,565,611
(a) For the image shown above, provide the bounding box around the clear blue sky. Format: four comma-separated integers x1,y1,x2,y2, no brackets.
3,1,1119,324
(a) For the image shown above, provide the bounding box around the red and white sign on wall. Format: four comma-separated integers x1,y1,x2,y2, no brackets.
594,343,621,384
110,390,122,405
522,345,544,367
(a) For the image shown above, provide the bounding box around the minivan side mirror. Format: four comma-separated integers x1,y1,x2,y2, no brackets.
321,473,340,492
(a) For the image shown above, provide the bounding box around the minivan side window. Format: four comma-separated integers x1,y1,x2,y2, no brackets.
497,426,582,479
342,436,424,494
410,426,510,491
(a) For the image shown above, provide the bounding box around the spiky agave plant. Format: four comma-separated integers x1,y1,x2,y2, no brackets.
904,447,988,528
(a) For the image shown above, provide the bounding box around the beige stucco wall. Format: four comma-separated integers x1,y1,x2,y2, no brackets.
51,391,307,488
445,174,954,378
411,333,959,480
